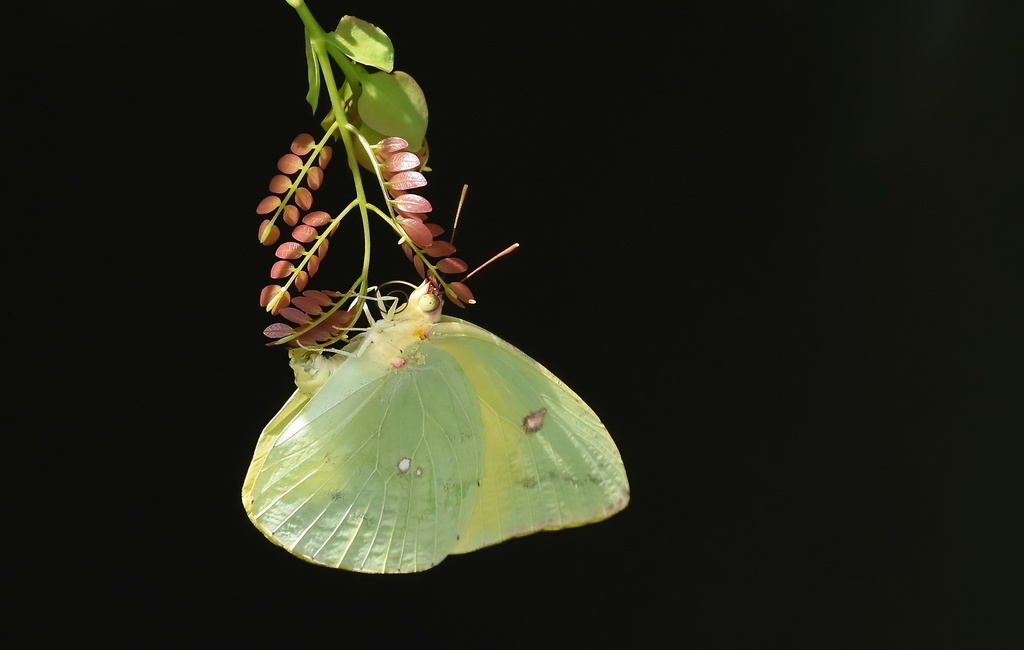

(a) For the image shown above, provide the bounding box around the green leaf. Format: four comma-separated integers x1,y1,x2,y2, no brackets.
303,29,321,113
330,15,394,72
357,70,428,151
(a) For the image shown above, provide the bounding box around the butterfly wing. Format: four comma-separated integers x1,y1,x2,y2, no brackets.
242,340,484,573
430,317,630,554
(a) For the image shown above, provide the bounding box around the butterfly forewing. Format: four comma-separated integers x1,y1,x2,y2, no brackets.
243,344,485,573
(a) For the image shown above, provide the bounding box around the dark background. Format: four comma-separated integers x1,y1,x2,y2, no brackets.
8,0,1023,645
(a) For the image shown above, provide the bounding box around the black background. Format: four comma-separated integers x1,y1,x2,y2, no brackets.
8,0,1023,645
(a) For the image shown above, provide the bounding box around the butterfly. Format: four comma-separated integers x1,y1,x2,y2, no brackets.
242,280,629,573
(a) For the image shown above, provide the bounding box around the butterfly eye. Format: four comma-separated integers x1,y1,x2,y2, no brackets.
418,294,440,313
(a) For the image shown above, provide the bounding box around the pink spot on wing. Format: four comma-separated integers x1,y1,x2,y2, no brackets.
522,408,548,433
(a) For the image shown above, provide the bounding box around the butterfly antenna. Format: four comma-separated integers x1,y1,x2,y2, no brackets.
449,184,469,247
462,243,520,282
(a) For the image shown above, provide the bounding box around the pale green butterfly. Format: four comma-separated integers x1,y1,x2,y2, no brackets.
242,280,629,573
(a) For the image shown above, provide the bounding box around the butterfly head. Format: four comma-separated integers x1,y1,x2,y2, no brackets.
378,279,445,337
404,279,445,324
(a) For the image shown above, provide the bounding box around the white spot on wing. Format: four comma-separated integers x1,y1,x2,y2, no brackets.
397,457,412,473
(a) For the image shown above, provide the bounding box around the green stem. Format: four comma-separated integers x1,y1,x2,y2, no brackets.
285,0,320,36
290,0,375,326
315,48,372,305
283,0,450,336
